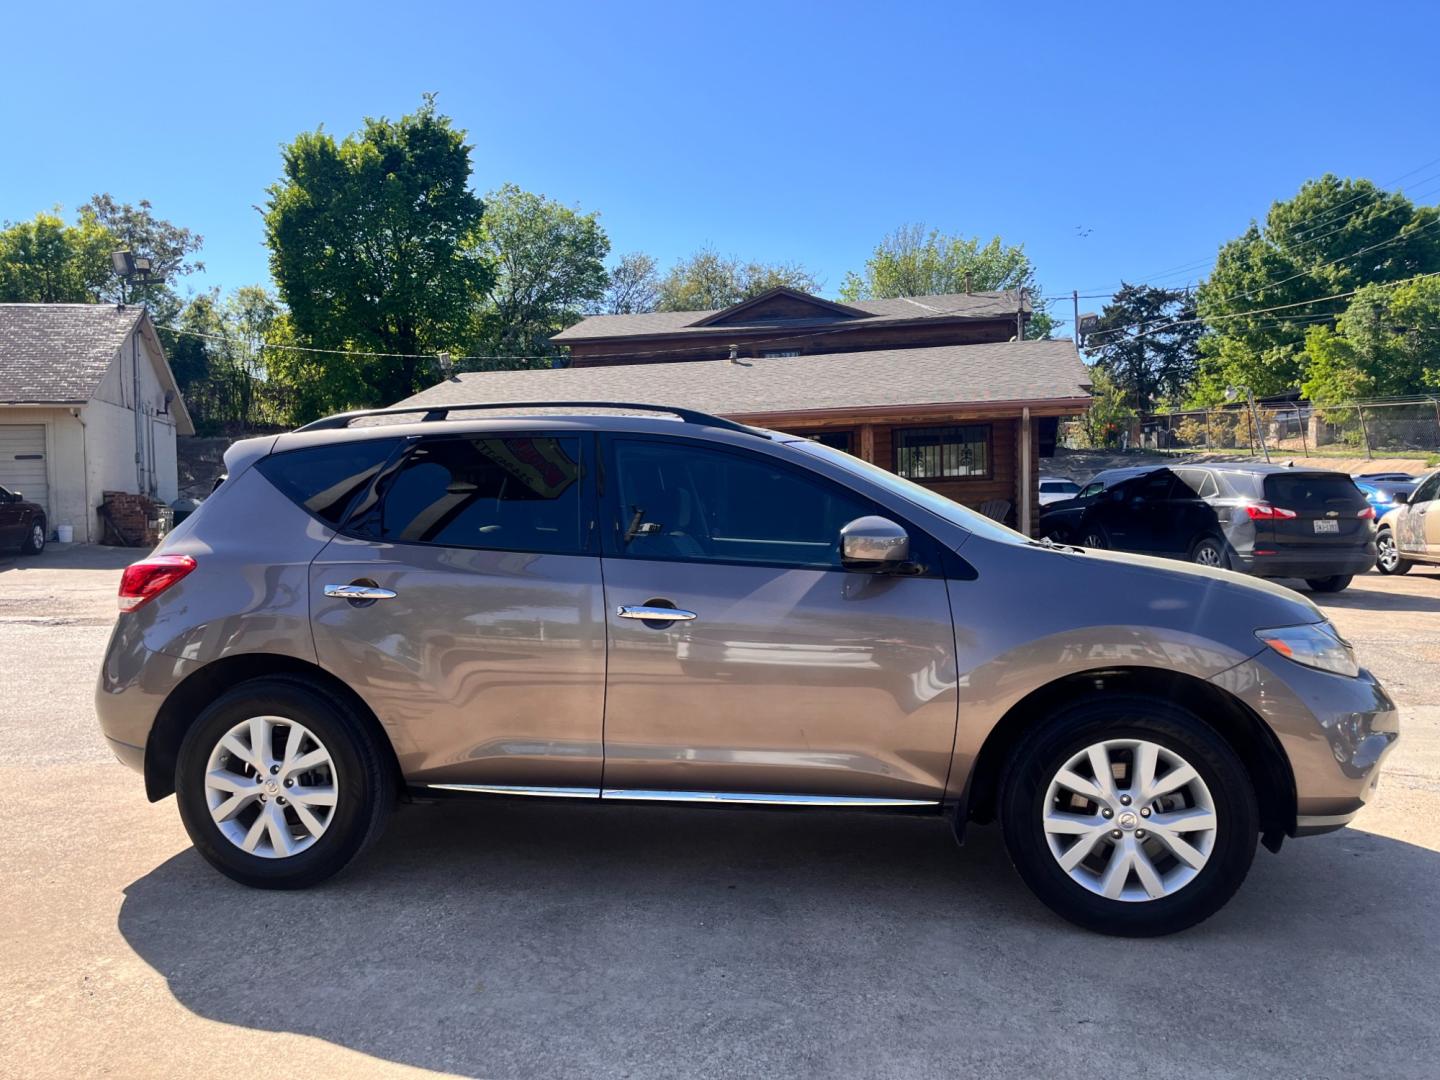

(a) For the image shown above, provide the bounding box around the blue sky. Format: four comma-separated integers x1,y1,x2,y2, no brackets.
4,0,1437,333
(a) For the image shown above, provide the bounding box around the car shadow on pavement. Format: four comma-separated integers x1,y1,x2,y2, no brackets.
118,800,1440,1080
0,543,139,574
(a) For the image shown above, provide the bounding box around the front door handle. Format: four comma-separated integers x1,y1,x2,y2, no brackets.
324,583,398,601
617,604,697,622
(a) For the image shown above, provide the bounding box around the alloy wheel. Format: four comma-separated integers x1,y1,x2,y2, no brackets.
1042,738,1217,902
1192,541,1224,567
1081,532,1106,549
30,524,44,550
203,715,339,858
1378,532,1399,572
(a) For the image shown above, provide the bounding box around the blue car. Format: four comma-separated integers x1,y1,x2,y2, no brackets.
1355,477,1417,517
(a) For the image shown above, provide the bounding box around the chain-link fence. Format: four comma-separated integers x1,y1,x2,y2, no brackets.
1134,398,1440,459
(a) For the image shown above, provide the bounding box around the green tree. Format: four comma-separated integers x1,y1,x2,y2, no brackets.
264,95,493,409
1302,277,1440,403
598,252,661,314
169,286,291,433
468,184,609,364
656,247,822,311
0,209,114,302
1073,365,1136,449
840,223,1054,337
1195,175,1440,399
1085,284,1203,410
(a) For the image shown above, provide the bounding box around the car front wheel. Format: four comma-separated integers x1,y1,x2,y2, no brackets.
20,520,45,555
1375,530,1411,576
175,676,393,888
999,695,1258,936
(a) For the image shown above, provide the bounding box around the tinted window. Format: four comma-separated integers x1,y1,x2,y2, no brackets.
1263,473,1366,509
1041,480,1080,494
612,439,871,568
367,435,584,554
1176,470,1219,499
257,439,400,526
1411,472,1440,505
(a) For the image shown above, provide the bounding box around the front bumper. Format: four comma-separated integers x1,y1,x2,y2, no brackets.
1209,650,1399,835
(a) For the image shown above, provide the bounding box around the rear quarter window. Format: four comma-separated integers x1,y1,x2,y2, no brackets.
255,439,401,526
1263,473,1366,509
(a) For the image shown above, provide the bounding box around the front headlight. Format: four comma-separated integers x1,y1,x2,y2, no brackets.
1256,621,1360,678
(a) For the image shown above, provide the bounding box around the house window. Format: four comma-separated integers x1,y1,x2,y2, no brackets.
893,425,991,480
806,431,853,452
762,350,800,358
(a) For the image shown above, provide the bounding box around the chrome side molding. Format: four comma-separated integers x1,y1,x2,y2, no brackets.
422,784,938,808
600,789,938,808
425,783,600,799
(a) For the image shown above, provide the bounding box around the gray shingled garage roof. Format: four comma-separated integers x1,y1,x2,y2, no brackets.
0,303,143,403
397,339,1091,418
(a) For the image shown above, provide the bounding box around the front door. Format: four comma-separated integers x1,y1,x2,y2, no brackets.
309,431,606,792
1396,472,1438,558
598,435,959,803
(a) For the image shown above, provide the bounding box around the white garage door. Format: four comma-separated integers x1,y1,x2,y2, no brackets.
0,425,49,516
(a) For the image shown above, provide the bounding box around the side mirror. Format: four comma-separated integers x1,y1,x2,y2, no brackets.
8,491,22,503
1396,492,1411,506
841,515,910,570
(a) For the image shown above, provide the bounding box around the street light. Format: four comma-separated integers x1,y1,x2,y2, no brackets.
110,250,164,306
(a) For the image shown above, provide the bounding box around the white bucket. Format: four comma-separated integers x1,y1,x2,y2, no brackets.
56,524,74,544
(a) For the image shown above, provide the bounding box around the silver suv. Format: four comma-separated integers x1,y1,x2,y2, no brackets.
96,402,1399,935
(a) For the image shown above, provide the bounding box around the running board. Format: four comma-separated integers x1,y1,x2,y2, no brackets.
423,783,937,808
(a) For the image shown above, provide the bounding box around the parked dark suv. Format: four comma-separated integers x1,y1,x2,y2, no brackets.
96,403,1398,936
0,484,46,555
1039,465,1376,592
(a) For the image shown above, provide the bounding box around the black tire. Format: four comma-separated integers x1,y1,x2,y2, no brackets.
1077,522,1109,550
1306,574,1353,593
1188,533,1229,569
19,518,45,555
1375,529,1411,576
175,676,393,889
999,694,1258,937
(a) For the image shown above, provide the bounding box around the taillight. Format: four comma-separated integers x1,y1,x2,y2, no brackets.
1357,506,1376,520
1245,503,1298,520
118,554,196,611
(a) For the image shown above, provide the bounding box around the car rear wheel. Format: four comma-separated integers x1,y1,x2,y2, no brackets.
1306,574,1353,593
1375,530,1411,575
1078,524,1109,550
175,677,392,888
999,694,1258,936
1189,534,1229,569
20,520,45,555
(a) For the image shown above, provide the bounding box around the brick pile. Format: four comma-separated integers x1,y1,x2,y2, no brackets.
100,492,173,547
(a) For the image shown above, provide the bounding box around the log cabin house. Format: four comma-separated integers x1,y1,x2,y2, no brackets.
399,287,1091,534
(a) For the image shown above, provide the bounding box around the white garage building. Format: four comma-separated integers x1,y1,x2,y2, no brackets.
0,304,193,543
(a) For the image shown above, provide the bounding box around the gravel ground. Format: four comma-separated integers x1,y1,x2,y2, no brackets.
1,544,1437,1079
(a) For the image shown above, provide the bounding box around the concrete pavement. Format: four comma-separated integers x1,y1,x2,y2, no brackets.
1,546,1437,1079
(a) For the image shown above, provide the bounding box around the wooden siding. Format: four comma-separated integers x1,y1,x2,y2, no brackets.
774,413,1040,533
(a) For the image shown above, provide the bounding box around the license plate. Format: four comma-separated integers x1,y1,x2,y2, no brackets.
1314,519,1339,534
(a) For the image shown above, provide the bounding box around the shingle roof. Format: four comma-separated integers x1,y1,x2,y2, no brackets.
397,339,1091,419
552,290,1027,342
0,303,143,403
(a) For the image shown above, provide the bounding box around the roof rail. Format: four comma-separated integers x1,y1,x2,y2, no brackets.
293,400,762,436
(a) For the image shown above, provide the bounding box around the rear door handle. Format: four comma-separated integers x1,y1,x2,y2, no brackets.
617,604,697,621
324,584,397,600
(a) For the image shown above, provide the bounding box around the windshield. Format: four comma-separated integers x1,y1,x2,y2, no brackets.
792,439,1029,544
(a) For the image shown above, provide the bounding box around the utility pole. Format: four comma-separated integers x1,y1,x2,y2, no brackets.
1072,290,1080,344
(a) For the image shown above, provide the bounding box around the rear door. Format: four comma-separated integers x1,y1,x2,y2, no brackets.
1261,472,1371,554
306,431,606,793
597,434,958,803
